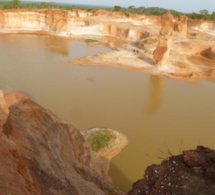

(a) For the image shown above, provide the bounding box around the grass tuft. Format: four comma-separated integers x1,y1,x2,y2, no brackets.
87,130,115,152
85,39,99,44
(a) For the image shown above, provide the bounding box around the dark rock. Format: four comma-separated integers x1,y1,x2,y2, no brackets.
200,47,215,60
128,146,215,195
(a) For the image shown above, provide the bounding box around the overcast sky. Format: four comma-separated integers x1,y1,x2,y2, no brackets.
26,0,215,14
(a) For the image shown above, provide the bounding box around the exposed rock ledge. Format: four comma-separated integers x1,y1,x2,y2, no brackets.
65,11,215,83
0,9,215,83
128,146,215,195
0,89,126,195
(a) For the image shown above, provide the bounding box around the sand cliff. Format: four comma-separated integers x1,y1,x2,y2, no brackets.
0,9,215,82
0,9,158,41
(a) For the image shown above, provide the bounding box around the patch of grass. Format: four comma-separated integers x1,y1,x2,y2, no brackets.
87,130,115,152
85,39,99,44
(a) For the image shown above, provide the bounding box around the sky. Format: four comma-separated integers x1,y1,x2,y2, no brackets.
28,0,215,14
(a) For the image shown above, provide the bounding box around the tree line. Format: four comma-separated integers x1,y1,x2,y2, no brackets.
0,0,79,10
113,6,215,20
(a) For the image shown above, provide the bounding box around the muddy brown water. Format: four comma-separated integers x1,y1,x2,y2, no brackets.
1,34,215,192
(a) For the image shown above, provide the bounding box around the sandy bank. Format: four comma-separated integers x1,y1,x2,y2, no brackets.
0,9,215,83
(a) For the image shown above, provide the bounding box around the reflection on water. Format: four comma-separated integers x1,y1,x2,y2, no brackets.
148,75,164,114
109,163,132,189
1,34,215,192
45,36,70,56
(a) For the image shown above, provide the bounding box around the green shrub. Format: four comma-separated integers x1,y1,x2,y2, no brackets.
87,130,115,152
85,39,99,44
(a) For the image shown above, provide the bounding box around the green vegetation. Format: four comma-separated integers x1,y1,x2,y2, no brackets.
85,39,99,44
87,130,115,152
12,0,20,8
188,10,215,20
111,6,215,20
0,1,104,10
113,5,122,12
0,1,75,10
110,5,182,17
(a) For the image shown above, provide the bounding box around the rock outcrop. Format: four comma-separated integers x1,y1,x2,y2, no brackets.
153,12,175,65
200,47,215,60
82,128,128,178
0,91,124,195
174,15,188,36
128,146,215,195
83,128,128,161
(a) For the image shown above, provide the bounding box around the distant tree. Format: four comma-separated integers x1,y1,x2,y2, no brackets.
128,5,135,10
39,2,49,9
199,9,209,15
199,9,210,19
211,12,215,20
189,12,198,19
39,2,53,9
12,0,20,8
0,1,10,9
113,5,121,12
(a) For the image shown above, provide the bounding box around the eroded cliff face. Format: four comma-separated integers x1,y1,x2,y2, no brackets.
189,19,215,36
0,9,70,35
0,90,124,195
68,9,159,41
0,9,158,41
1,9,214,41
